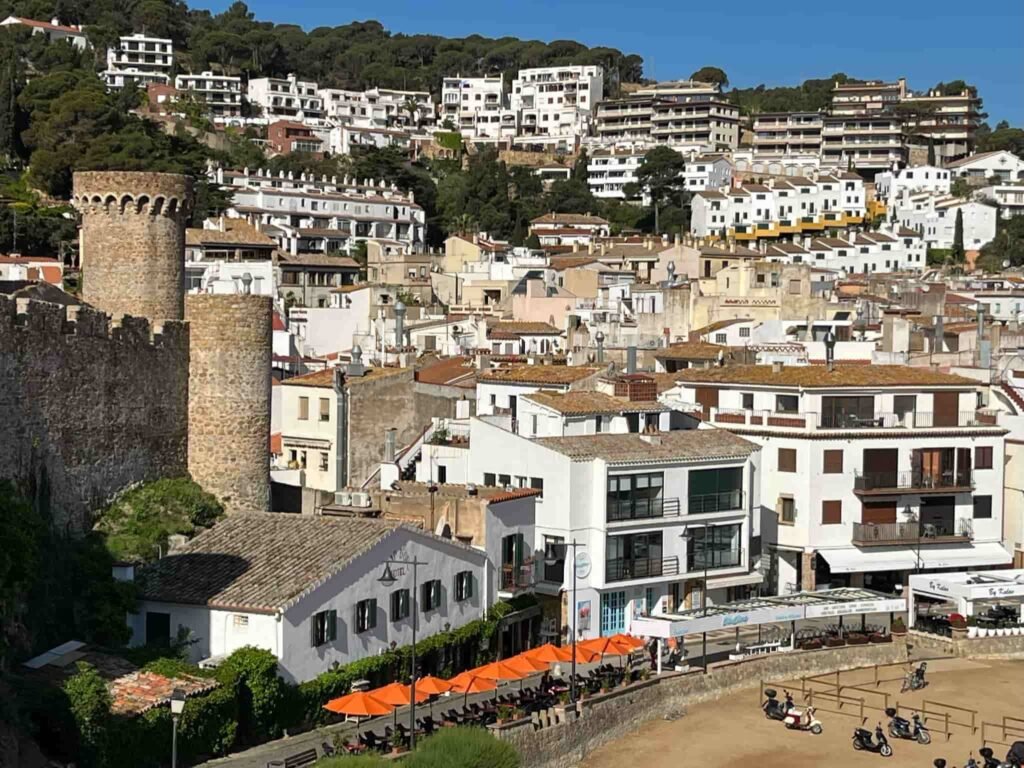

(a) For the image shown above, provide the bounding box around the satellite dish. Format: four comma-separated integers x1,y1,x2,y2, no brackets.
1003,260,1011,269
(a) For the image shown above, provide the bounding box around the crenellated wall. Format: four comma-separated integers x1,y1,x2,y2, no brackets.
0,295,189,531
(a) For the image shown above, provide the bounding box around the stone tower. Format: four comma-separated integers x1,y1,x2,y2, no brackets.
73,171,193,323
185,292,273,514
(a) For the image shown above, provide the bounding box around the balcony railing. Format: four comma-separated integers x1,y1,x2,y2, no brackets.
686,547,744,573
606,556,680,583
607,497,681,522
852,519,974,547
853,469,974,495
500,558,535,592
688,490,744,514
707,407,999,431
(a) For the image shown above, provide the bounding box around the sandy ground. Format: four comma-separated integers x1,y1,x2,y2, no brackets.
585,658,1024,768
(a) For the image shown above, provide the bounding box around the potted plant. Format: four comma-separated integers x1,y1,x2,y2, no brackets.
496,704,515,724
891,617,907,637
950,613,968,641
998,621,1010,638
1014,623,1024,637
802,638,822,650
825,636,845,648
966,616,979,639
391,732,409,755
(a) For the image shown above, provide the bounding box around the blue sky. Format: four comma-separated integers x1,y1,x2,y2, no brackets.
196,0,1023,126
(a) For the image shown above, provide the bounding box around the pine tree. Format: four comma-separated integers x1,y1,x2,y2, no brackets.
950,208,966,266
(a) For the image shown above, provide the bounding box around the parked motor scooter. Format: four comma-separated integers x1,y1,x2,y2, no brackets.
979,747,1012,768
886,708,931,744
784,705,823,735
762,688,794,721
852,724,894,757
901,661,928,692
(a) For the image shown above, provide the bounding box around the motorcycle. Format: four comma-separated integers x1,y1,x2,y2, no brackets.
784,705,823,735
901,661,929,693
886,708,931,744
762,688,794,721
979,747,1012,768
1007,741,1024,768
852,724,894,757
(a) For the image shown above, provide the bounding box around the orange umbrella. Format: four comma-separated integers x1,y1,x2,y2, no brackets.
505,654,549,674
524,643,598,664
323,691,394,720
367,681,429,732
471,660,528,682
579,636,634,658
414,676,452,696
447,670,498,708
609,633,646,649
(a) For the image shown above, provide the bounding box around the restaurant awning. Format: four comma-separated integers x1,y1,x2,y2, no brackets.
819,548,916,574
915,543,1012,570
820,543,1013,574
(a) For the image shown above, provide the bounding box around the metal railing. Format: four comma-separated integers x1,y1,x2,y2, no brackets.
707,407,999,431
607,496,681,522
853,469,974,493
687,547,744,573
605,555,680,582
852,519,974,546
688,490,744,514
501,559,535,592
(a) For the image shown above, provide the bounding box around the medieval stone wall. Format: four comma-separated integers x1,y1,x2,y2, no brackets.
0,295,189,531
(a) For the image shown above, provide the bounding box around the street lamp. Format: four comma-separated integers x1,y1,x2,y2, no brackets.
546,539,587,703
681,523,710,673
379,554,428,750
170,688,186,768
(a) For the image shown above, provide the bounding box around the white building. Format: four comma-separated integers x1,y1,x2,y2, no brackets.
128,513,491,683
874,165,952,201
977,183,1024,218
104,33,173,89
512,65,603,149
321,87,434,130
174,72,243,120
682,154,734,192
529,213,611,248
946,150,1024,184
0,15,88,48
751,112,823,158
328,125,412,157
895,195,997,251
288,286,372,359
248,74,325,123
587,148,644,200
441,75,515,140
664,365,1009,595
468,411,763,637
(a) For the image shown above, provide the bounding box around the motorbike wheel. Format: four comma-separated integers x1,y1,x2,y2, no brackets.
811,724,823,735
880,744,894,757
853,740,864,751
889,727,900,739
917,731,931,745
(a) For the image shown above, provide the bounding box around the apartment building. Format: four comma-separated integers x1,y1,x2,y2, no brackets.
978,183,1024,219
469,400,763,636
529,213,611,247
752,112,823,158
594,80,740,153
874,165,952,201
267,120,324,155
174,72,243,120
512,65,603,147
213,167,426,256
664,365,1010,596
821,79,907,172
321,87,434,129
104,33,173,89
900,87,983,164
441,75,515,140
895,195,997,251
690,174,867,241
587,148,645,199
682,154,734,192
946,151,1024,183
248,74,325,123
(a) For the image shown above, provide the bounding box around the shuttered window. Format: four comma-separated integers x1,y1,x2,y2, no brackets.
975,446,993,470
823,450,843,474
778,448,797,473
822,500,842,525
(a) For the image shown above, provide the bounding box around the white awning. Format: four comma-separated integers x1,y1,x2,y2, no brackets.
821,543,1013,574
916,543,1012,570
707,572,765,589
819,548,917,574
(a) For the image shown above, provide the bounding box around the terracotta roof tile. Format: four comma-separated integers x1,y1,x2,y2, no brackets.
110,671,218,716
488,321,562,337
487,487,543,504
535,428,758,464
185,220,276,248
415,356,477,387
654,342,735,361
522,390,668,415
478,365,604,386
669,364,977,388
531,213,610,226
691,318,753,336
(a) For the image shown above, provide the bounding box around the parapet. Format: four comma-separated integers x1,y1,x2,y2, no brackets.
73,171,193,219
0,295,188,349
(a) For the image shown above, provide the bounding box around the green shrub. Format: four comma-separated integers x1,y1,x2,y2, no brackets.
216,646,286,743
406,727,519,768
317,755,392,768
64,662,112,768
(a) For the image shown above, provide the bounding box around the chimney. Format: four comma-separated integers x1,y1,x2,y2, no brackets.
588,240,594,255
573,241,580,253
626,346,637,374
476,352,491,370
772,361,784,374
383,428,398,462
674,233,681,247
394,300,407,348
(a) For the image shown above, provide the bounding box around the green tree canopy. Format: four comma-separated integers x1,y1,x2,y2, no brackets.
625,146,688,233
689,66,728,88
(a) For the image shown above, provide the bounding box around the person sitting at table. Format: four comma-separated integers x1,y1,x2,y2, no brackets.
540,671,553,693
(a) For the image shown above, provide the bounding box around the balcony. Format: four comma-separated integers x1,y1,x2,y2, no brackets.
686,547,744,573
500,558,535,593
819,411,998,429
711,408,811,429
852,519,974,547
853,469,974,496
800,216,825,230
606,556,680,583
607,497,681,523
688,489,744,514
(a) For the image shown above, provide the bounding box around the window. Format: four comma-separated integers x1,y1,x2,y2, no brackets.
739,327,750,338
822,500,842,525
607,472,665,521
779,496,796,524
776,394,799,413
788,279,802,295
530,477,544,497
454,571,474,601
390,589,410,621
145,612,171,647
298,396,309,420
600,590,627,635
607,532,663,580
715,333,728,344
319,452,329,472
484,472,496,486
686,524,741,571
498,474,511,487
319,398,330,421
542,535,564,583
355,599,376,633
778,448,797,473
975,446,993,469
973,495,992,519
823,450,844,474
311,609,337,646
689,467,743,513
421,579,442,611
742,392,754,409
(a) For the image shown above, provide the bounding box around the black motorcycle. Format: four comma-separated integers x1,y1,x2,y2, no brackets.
1008,741,1024,768
762,688,794,721
886,708,931,744
852,724,894,757
979,747,1009,768
901,661,928,692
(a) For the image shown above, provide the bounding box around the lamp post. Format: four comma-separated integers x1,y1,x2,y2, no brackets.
682,523,710,673
170,688,186,768
379,555,428,750
546,539,587,703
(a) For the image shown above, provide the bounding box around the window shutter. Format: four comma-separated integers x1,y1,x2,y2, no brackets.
468,573,474,599
328,609,337,641
823,450,843,474
822,500,842,525
311,614,317,647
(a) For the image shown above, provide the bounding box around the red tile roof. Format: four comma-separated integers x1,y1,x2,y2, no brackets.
487,487,543,504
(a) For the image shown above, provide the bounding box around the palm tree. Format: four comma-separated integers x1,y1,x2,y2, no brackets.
402,96,421,130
